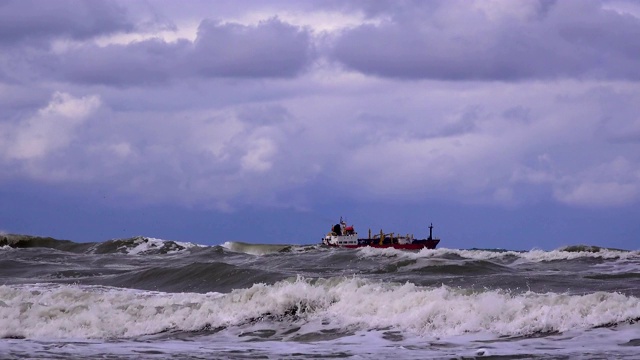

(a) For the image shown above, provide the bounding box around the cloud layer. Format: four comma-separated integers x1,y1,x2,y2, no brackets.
1,0,640,213
332,0,640,80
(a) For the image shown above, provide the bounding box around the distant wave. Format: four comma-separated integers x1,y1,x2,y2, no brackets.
88,236,201,255
3,233,637,260
559,244,627,253
221,241,292,255
356,246,639,263
221,241,319,256
0,234,95,253
0,234,200,255
1,235,316,256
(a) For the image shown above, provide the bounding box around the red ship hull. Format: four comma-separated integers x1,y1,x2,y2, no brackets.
326,239,440,250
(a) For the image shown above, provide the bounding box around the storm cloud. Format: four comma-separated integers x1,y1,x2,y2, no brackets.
4,16,314,86
1,0,639,247
0,0,133,45
330,0,640,80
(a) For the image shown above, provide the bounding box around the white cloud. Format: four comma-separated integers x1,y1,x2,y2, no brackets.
227,10,384,33
1,91,100,160
603,0,640,18
241,137,277,172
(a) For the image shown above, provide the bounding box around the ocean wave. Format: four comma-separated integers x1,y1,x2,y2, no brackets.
0,234,203,256
0,234,94,253
105,261,287,293
559,245,627,253
357,246,639,263
364,256,513,277
2,277,639,340
221,241,319,256
88,236,201,255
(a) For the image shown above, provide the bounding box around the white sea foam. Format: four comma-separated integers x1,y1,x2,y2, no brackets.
2,277,639,340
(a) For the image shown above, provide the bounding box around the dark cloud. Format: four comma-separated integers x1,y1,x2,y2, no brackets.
191,18,313,78
57,39,190,86
330,0,640,81
0,85,50,121
0,0,134,45
17,18,313,86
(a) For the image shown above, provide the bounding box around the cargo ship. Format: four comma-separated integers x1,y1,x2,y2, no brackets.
321,217,440,250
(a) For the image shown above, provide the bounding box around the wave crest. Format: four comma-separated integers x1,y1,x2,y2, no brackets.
3,278,639,340
89,236,198,255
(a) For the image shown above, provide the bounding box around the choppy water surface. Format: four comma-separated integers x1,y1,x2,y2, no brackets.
1,235,639,359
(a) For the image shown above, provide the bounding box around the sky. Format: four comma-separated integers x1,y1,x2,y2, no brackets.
1,0,639,250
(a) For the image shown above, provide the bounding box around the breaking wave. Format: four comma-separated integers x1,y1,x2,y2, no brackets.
2,277,639,340
88,236,200,255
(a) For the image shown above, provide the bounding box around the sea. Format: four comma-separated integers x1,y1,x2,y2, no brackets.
1,234,639,359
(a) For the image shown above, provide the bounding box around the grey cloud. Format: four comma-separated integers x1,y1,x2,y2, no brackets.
0,0,133,45
23,18,313,86
503,106,532,125
1,95,312,208
330,0,640,81
0,85,50,121
236,105,293,126
191,18,313,78
439,106,481,137
307,0,446,20
57,39,190,86
606,128,640,143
